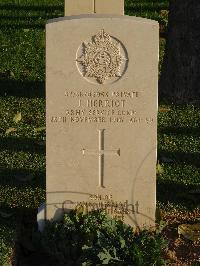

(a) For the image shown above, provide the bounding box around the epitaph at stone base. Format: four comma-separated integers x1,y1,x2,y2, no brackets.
46,15,159,229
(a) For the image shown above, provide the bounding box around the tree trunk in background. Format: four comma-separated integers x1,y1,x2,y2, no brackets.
159,0,200,104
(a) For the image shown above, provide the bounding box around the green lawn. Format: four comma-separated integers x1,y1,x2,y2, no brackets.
0,0,199,265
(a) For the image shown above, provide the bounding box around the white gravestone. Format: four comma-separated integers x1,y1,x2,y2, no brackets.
45,13,159,229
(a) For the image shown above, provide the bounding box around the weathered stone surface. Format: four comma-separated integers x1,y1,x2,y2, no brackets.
46,15,159,229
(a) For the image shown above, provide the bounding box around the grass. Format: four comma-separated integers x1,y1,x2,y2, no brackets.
158,106,200,210
0,0,200,264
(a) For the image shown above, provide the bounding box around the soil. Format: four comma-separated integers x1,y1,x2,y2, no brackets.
162,210,200,265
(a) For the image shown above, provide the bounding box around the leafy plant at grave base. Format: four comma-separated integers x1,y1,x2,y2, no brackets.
32,211,167,265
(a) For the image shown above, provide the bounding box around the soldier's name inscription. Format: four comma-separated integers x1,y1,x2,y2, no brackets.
50,89,155,125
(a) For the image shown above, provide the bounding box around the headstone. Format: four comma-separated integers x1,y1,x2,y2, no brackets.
65,0,124,16
94,0,124,15
65,0,94,16
45,1,159,229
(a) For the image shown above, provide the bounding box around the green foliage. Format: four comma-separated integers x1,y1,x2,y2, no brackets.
158,10,169,27
34,211,167,265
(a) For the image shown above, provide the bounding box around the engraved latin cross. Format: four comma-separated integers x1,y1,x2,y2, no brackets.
82,129,120,188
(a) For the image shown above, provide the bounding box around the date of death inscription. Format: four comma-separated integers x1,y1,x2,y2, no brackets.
49,90,155,125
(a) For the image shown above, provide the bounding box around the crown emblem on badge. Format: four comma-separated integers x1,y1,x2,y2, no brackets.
76,29,127,84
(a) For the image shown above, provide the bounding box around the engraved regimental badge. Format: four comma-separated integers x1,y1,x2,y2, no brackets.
76,29,128,85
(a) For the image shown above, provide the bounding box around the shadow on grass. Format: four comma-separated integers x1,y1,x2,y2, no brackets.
125,5,168,13
158,150,200,168
0,205,37,233
0,17,59,29
0,4,63,12
157,181,200,209
0,213,17,233
0,23,45,29
0,4,63,29
12,207,58,266
0,137,45,155
0,168,45,188
0,14,58,20
0,79,45,98
0,15,56,29
0,205,37,245
159,126,200,136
